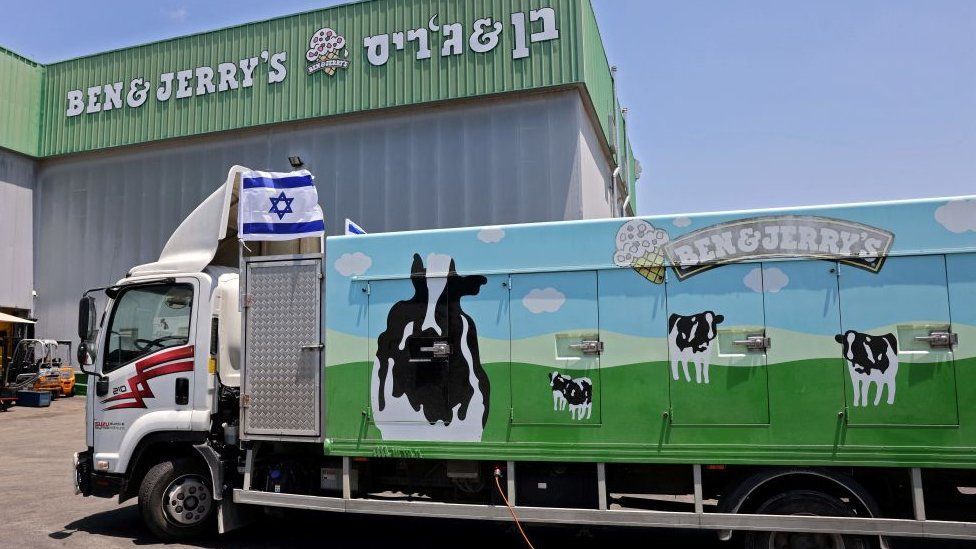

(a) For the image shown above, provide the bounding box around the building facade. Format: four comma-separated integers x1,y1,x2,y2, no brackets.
0,0,639,343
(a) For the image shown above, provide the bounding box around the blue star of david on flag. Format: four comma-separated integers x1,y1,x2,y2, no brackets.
238,169,325,241
268,191,295,220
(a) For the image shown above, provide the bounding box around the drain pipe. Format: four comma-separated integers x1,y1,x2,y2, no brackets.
611,167,621,217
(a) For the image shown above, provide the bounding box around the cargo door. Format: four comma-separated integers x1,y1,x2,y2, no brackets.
838,255,958,426
242,258,322,439
367,261,501,442
761,260,846,432
511,271,601,425
368,276,449,436
666,263,769,425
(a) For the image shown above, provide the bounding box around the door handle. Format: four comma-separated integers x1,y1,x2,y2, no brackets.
301,344,324,351
175,377,189,405
914,331,957,348
95,378,109,397
732,335,771,351
569,340,604,355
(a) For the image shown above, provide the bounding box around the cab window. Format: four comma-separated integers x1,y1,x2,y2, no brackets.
103,284,193,373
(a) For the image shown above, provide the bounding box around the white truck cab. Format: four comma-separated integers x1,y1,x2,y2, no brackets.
73,167,309,539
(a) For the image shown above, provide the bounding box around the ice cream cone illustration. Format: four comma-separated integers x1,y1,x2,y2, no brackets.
633,250,666,284
323,51,340,75
614,220,670,284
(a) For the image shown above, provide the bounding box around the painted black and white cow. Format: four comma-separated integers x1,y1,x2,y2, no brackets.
371,253,490,442
668,311,724,384
548,372,593,421
835,330,899,407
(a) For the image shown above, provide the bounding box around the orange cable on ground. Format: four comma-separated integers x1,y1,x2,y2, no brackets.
494,469,536,549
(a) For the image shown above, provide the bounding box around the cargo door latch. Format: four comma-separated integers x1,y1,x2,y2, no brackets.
915,331,958,348
732,334,771,351
420,341,451,358
570,340,604,355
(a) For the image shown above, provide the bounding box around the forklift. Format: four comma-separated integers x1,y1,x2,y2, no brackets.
0,339,75,410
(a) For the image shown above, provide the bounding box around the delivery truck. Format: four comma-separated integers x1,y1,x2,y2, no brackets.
74,166,976,547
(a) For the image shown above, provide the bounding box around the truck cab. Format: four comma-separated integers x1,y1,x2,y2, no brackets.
73,167,267,538
73,269,238,534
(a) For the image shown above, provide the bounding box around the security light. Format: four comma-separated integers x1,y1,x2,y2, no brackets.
288,156,304,168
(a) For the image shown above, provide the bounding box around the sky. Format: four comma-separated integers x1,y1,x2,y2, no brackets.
1,0,973,216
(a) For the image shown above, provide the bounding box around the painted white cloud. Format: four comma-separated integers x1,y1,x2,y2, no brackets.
743,266,789,294
477,227,505,243
935,199,976,233
673,216,692,228
522,287,566,314
334,252,372,277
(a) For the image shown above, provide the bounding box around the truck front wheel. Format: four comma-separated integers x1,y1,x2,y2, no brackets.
138,458,215,541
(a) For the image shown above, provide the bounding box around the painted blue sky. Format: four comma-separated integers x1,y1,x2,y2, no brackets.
2,1,972,215
324,196,976,338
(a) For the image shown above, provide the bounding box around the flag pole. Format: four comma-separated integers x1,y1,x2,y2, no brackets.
236,171,246,314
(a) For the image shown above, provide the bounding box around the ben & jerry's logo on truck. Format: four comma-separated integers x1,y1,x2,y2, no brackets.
614,215,895,283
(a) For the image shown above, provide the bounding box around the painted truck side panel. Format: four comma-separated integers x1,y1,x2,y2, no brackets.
839,255,957,425
511,271,600,425
666,263,768,425
324,197,976,467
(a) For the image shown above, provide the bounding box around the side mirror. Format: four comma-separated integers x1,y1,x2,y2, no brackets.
77,341,94,367
78,296,96,341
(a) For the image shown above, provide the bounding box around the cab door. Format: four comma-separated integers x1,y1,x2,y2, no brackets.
92,281,198,473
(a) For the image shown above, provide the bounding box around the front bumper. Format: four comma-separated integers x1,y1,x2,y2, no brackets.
74,449,123,498
73,450,91,496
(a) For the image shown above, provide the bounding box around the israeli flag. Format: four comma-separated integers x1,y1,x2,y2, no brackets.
344,218,367,235
238,170,325,241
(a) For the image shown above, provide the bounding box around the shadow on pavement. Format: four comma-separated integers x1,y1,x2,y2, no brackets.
51,505,160,546
49,504,721,548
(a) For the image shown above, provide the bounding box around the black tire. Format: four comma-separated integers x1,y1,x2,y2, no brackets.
743,490,873,549
137,458,216,541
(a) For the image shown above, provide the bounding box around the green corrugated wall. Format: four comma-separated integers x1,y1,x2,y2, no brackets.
40,0,583,156
0,0,637,203
578,0,638,206
0,47,43,157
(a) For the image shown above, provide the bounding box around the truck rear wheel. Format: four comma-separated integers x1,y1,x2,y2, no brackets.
743,490,872,549
138,458,215,541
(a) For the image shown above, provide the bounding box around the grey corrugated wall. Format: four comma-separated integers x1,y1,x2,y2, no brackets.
33,90,613,342
0,148,35,312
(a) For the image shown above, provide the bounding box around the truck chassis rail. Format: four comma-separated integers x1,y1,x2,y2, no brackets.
232,454,976,541
232,488,976,540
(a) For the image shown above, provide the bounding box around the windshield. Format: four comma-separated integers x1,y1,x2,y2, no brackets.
104,284,193,373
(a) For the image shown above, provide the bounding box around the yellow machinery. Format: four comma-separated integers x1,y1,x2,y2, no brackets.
33,340,75,397
1,339,75,401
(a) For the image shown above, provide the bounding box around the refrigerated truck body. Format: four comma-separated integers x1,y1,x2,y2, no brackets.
74,168,976,545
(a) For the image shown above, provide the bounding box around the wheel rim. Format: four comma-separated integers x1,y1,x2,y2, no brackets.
767,519,845,549
162,474,211,527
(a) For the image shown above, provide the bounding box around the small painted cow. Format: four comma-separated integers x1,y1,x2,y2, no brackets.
548,372,593,421
667,311,724,384
835,330,899,407
371,253,490,442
